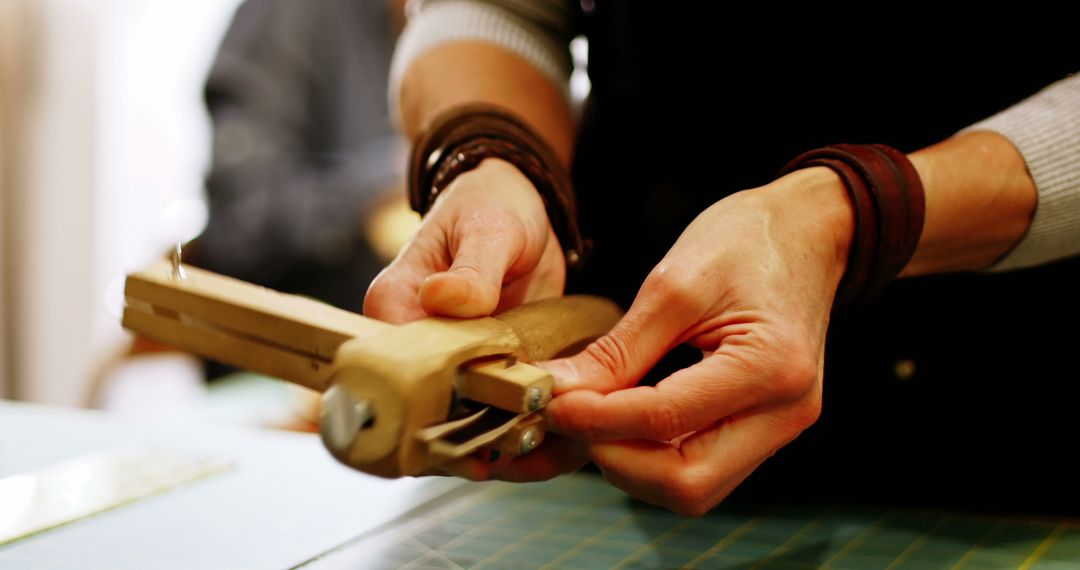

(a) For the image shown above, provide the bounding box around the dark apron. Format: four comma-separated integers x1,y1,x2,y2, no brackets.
569,3,1078,514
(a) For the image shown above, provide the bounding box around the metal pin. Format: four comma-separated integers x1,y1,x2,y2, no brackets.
170,242,187,281
519,429,538,454
320,385,374,453
527,386,544,411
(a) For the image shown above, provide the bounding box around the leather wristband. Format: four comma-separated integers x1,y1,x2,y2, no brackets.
409,104,589,269
780,144,926,307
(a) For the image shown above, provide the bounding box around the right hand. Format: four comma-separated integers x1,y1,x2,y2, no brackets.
364,158,565,324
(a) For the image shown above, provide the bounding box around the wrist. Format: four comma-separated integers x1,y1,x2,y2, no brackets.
409,104,588,269
762,167,855,296
776,145,926,308
439,157,548,221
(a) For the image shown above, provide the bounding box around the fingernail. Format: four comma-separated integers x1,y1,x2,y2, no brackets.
538,359,579,391
419,272,494,317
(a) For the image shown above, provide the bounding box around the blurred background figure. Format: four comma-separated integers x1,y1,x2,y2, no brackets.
183,0,416,426
0,0,414,427
191,0,408,319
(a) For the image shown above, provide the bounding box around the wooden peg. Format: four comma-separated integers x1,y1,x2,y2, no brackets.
456,356,553,413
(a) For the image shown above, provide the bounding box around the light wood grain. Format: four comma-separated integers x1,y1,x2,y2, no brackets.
495,295,623,360
456,357,553,413
123,260,624,477
125,260,390,361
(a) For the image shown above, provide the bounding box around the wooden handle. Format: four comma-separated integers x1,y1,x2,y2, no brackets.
494,295,624,361
329,295,623,478
123,260,625,478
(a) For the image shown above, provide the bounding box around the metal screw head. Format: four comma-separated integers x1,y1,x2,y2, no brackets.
320,384,373,453
519,429,538,455
527,386,544,411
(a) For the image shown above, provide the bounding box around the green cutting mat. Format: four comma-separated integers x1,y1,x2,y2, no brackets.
304,474,1080,569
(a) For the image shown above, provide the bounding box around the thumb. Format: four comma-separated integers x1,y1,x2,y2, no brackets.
540,296,687,395
419,218,525,318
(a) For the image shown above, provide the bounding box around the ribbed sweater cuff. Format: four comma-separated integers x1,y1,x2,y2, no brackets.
963,74,1080,271
389,1,570,121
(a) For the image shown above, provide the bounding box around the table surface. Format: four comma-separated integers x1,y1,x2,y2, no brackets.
2,401,1078,570
305,476,1080,570
0,400,462,570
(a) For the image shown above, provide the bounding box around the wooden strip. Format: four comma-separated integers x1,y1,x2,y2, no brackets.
122,307,335,391
413,409,488,443
455,357,552,413
125,260,390,361
427,412,533,460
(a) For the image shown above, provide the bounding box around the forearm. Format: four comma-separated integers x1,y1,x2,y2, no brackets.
902,131,1037,276
764,130,1040,295
398,41,575,165
904,72,1080,275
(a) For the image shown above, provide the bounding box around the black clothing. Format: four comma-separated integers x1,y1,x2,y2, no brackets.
570,4,1079,514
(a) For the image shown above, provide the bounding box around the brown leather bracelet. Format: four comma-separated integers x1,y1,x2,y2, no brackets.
780,144,926,307
792,157,879,308
409,104,589,269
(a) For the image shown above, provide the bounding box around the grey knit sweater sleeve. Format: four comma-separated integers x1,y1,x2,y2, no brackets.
962,74,1080,271
392,2,1080,270
389,0,575,117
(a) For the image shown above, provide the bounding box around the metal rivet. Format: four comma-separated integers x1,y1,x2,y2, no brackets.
519,429,538,454
425,149,442,170
320,385,374,453
527,386,544,411
894,359,916,381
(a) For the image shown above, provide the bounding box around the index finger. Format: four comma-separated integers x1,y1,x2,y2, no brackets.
588,405,806,516
548,344,810,442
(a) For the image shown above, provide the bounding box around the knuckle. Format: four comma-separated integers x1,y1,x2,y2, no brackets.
672,502,710,519
582,331,637,379
643,264,697,307
647,398,691,441
660,471,712,518
763,332,819,401
787,397,823,434
590,456,721,517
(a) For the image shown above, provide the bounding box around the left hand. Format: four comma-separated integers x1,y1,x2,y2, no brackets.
467,167,856,515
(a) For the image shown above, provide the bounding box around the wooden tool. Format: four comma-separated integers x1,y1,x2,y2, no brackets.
122,258,621,478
